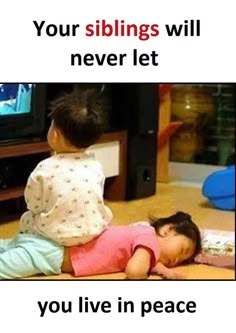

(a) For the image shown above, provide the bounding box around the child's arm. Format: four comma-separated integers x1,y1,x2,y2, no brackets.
125,247,152,279
151,262,186,280
24,172,43,214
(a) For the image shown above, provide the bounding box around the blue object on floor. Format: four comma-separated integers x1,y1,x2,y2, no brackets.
202,165,235,210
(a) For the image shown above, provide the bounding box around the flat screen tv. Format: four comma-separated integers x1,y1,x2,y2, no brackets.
0,83,46,143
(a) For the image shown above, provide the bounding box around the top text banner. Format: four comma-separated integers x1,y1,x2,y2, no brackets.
0,0,235,82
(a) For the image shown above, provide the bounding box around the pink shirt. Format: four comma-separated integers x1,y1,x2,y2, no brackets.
69,225,160,276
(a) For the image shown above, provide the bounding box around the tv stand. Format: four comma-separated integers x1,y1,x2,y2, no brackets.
0,131,127,206
0,136,43,147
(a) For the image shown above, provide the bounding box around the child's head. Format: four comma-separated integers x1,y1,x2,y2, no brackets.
150,211,201,267
47,89,105,152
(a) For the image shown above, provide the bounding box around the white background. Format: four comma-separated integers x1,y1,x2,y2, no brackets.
0,0,235,332
0,0,236,82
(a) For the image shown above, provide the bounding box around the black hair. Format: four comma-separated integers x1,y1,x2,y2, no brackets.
49,89,105,148
149,211,202,262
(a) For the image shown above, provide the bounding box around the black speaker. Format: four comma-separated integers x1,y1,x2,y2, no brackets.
126,132,157,199
111,83,159,200
111,83,158,134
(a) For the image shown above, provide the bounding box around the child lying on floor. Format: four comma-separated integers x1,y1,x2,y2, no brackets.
0,212,202,279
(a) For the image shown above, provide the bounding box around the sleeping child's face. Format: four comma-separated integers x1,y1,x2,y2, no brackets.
157,224,196,267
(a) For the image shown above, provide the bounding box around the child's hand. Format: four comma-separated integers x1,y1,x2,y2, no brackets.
151,262,187,280
158,268,187,280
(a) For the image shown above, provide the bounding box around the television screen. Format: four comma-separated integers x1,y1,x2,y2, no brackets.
0,84,34,116
0,83,46,143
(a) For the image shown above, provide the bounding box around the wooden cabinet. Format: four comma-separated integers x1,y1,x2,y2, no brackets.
157,92,171,182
